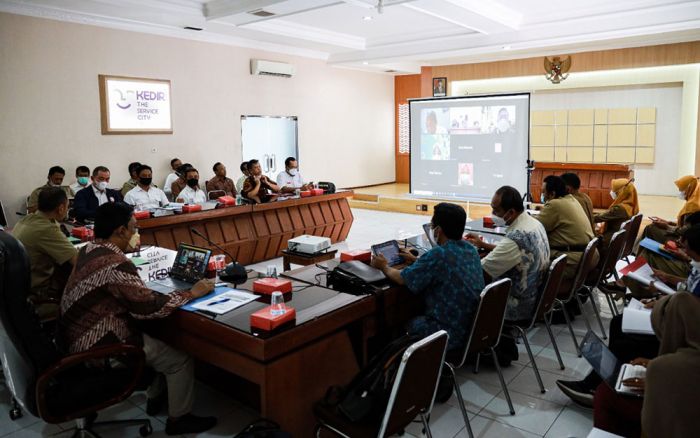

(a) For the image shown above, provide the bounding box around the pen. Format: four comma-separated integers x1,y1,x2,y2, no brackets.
207,298,231,306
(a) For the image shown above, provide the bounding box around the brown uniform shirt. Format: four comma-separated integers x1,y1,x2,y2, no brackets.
205,176,236,199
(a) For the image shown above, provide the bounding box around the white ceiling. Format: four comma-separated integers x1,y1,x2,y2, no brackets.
2,0,699,74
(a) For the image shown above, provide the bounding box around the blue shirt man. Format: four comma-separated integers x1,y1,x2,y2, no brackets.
372,203,484,351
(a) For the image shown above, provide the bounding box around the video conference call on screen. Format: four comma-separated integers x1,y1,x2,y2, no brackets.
410,93,530,202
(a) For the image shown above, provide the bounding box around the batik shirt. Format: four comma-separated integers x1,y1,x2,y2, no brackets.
400,239,484,351
482,213,550,321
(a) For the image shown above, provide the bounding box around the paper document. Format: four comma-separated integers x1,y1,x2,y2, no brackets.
190,289,258,314
621,298,653,335
620,257,676,295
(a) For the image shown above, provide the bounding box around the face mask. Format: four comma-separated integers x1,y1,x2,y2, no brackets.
128,231,140,251
78,177,89,186
187,178,198,188
540,193,546,204
139,177,152,186
288,168,298,176
49,182,61,187
95,181,108,191
691,260,700,271
610,190,618,200
491,214,507,227
497,119,510,132
678,191,687,200
432,226,440,244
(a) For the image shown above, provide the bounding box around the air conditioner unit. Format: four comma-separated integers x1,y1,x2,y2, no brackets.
250,59,295,78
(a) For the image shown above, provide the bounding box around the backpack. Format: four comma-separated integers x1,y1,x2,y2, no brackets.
322,334,420,423
233,419,291,438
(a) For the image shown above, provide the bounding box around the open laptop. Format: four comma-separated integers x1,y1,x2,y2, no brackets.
147,243,212,294
580,331,645,397
371,240,406,268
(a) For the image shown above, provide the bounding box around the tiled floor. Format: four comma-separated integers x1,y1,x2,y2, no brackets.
1,208,610,437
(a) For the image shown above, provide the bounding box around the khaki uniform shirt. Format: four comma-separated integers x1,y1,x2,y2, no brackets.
536,195,594,268
571,192,595,233
27,184,72,211
121,179,138,197
12,212,77,297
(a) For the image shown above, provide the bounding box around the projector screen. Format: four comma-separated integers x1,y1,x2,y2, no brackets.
410,93,530,202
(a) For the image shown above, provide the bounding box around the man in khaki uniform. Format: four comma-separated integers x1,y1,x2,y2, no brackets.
27,166,72,214
13,187,77,317
561,172,595,234
537,175,596,285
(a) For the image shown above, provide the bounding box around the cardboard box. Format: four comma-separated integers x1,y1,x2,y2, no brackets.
250,306,296,331
253,277,293,294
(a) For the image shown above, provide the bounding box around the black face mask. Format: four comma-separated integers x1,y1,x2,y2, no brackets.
187,178,198,188
139,177,152,186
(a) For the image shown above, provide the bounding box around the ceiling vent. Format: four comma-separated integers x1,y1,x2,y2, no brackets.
184,26,203,31
250,59,295,78
248,9,275,17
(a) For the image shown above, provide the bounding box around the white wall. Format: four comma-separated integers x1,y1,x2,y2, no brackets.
0,13,395,226
531,84,683,195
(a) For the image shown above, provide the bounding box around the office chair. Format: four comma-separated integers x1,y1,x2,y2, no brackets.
0,231,152,437
590,229,628,318
443,278,512,438
313,330,449,438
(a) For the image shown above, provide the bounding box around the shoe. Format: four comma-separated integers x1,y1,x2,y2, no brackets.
146,390,167,416
165,414,217,435
556,380,595,408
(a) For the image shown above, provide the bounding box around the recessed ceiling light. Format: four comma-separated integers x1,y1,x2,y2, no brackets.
362,61,369,65
363,15,373,21
502,45,512,50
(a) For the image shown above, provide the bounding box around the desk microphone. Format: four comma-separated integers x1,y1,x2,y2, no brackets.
190,227,247,285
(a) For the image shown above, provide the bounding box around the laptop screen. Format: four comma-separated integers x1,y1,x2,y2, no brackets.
580,331,621,388
171,243,212,281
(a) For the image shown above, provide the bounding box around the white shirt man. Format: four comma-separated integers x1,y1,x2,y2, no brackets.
124,186,169,210
276,158,310,193
177,185,206,204
92,184,108,205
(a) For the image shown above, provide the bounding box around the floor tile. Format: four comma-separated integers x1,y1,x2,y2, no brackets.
533,348,592,379
444,378,501,415
507,367,573,406
183,406,257,438
455,414,542,438
406,403,467,438
1,421,63,438
456,361,526,388
544,405,594,438
480,391,565,436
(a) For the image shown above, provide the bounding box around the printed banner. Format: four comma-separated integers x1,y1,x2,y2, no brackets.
99,74,172,134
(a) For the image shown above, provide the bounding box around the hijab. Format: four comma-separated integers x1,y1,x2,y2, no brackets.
674,175,700,226
609,178,639,217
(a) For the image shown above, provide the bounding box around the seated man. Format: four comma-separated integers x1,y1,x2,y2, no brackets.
27,166,72,213
176,168,207,204
12,187,77,318
371,203,484,354
163,158,182,199
69,165,91,196
170,163,193,199
124,165,169,210
205,162,236,199
59,202,217,435
241,159,279,203
467,186,550,364
276,157,312,194
561,172,595,233
73,166,123,222
121,162,141,197
235,161,249,193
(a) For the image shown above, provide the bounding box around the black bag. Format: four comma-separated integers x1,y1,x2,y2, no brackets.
233,419,291,438
322,334,420,423
317,181,336,194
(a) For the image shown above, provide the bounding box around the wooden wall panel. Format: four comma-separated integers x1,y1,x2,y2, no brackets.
137,193,354,265
394,74,421,184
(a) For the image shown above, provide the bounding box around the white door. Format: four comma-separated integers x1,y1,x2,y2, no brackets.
241,116,298,180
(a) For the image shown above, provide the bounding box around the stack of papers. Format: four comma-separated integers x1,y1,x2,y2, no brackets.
619,256,676,295
183,288,258,314
621,298,654,335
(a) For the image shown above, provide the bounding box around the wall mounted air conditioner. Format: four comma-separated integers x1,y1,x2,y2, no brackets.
250,59,295,78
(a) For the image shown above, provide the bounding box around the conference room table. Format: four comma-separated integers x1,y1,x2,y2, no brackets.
144,265,421,437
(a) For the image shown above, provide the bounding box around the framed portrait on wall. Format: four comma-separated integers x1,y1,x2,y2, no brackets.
433,77,447,97
98,74,173,135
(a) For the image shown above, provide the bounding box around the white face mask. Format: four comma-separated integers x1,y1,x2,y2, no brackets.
610,190,618,200
678,191,687,200
288,168,298,176
491,214,507,227
540,193,546,204
95,181,108,192
128,231,140,251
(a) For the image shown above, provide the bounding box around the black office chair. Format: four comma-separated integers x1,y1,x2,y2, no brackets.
0,231,152,437
589,229,628,318
313,330,449,438
505,254,568,393
443,278,512,438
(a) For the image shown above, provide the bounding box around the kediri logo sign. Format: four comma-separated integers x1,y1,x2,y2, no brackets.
99,75,172,134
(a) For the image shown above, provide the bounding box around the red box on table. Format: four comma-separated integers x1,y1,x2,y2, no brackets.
71,227,94,241
340,249,371,263
133,211,150,220
253,278,293,295
300,190,312,198
182,204,202,213
483,216,495,228
250,306,296,331
218,196,235,206
311,188,324,196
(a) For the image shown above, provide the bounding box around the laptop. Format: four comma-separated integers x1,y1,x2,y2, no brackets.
371,240,405,268
146,243,212,294
422,223,437,248
580,331,645,397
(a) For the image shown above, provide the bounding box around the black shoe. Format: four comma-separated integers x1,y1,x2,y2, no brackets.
556,380,595,408
146,390,167,416
165,414,217,435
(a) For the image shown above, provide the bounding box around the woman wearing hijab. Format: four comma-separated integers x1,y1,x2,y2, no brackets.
593,178,640,246
593,291,700,437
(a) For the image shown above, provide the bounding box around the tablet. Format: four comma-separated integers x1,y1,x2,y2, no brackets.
371,240,403,267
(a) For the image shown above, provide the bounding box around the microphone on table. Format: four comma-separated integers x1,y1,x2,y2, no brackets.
190,227,247,285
